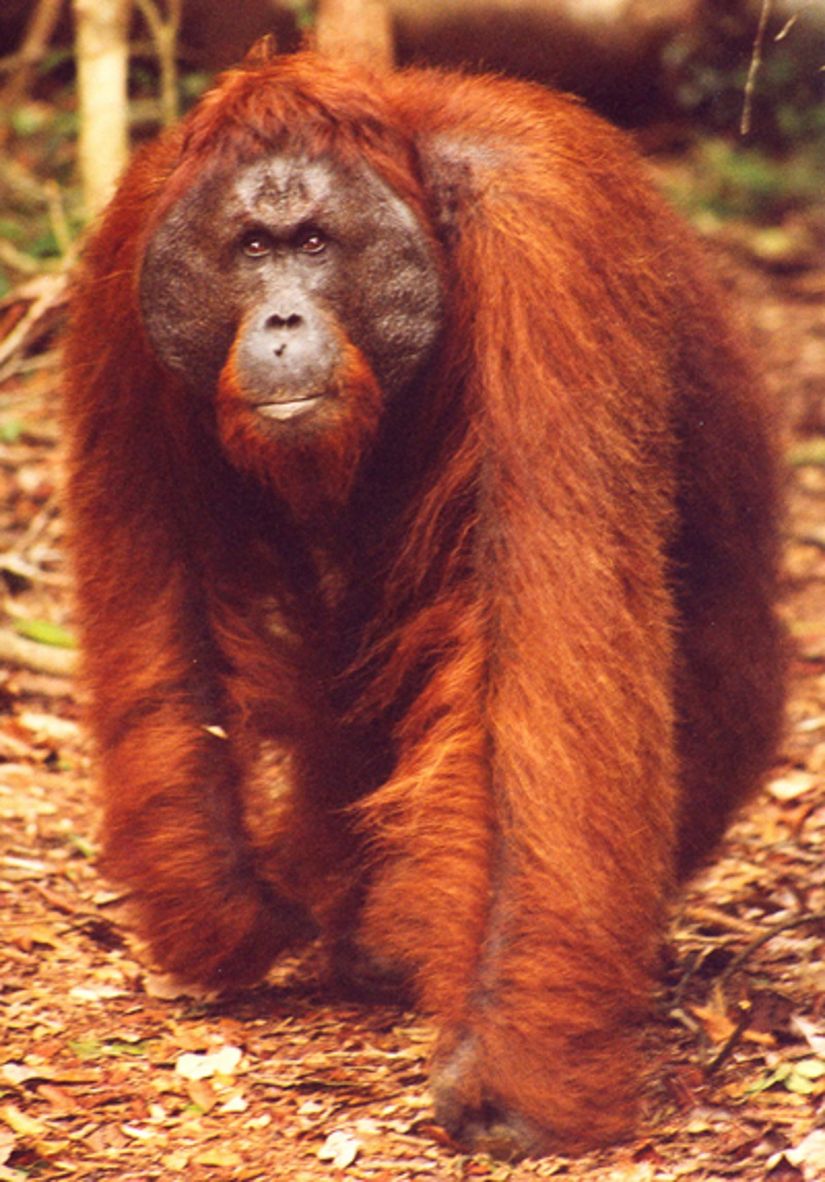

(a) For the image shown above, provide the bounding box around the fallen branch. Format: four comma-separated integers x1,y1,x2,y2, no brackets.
0,272,68,382
718,911,825,987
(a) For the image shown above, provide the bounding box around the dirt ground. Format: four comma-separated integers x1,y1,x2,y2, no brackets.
2,230,825,1181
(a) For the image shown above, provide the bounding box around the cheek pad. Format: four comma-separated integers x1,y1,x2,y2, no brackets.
341,185,443,397
139,193,239,392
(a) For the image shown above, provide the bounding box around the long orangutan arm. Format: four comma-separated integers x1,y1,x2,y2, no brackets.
66,446,311,988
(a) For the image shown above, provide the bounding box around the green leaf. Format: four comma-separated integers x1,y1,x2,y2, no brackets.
69,1037,104,1060
66,832,96,859
0,418,24,444
789,438,825,468
786,1073,817,1096
793,1058,825,1080
13,619,76,649
70,1037,152,1060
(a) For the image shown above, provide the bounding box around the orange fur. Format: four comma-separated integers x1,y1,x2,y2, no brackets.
62,52,784,1155
218,331,385,515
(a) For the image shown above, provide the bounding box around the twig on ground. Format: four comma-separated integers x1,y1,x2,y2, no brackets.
0,272,68,381
718,912,825,986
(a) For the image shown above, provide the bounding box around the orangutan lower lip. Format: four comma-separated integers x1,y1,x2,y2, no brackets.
256,396,324,421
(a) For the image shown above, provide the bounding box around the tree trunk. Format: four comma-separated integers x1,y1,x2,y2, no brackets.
315,0,394,70
72,0,132,216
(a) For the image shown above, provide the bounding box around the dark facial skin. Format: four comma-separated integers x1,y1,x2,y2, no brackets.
140,154,444,423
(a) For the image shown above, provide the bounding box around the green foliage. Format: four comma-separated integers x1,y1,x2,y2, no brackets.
665,9,825,152
749,1057,825,1096
665,136,825,223
0,50,210,294
285,0,317,32
179,70,212,106
0,75,81,293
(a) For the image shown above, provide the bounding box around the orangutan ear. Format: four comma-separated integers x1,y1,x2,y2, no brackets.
415,129,508,243
242,34,279,68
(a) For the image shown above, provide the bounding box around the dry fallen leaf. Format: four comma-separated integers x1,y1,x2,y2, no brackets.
185,1078,218,1113
690,984,740,1046
791,1015,825,1057
318,1129,360,1169
783,1128,825,1181
176,1045,243,1081
1,1104,47,1139
142,971,199,1001
767,771,817,802
0,1127,15,1167
193,1145,244,1168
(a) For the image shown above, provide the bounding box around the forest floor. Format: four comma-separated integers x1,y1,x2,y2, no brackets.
2,192,825,1181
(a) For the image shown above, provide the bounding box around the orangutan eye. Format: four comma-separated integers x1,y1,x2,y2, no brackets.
296,228,327,255
240,231,272,258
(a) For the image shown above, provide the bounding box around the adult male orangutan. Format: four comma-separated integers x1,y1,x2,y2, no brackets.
62,45,784,1158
